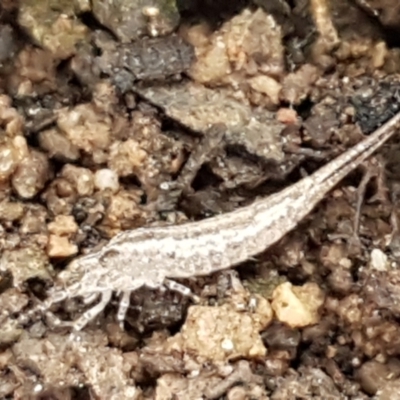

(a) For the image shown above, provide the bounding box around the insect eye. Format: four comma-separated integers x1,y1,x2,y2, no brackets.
99,249,120,267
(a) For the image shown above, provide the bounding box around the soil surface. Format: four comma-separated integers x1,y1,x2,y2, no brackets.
2,0,400,399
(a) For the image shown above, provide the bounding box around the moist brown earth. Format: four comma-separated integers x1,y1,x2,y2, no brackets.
2,0,400,398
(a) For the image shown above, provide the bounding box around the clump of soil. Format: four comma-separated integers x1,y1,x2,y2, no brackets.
2,0,400,398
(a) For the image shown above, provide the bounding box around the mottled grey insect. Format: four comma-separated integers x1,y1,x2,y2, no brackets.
29,112,400,331
96,34,195,92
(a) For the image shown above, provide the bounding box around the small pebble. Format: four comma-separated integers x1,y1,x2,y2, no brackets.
369,248,389,271
94,168,119,193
